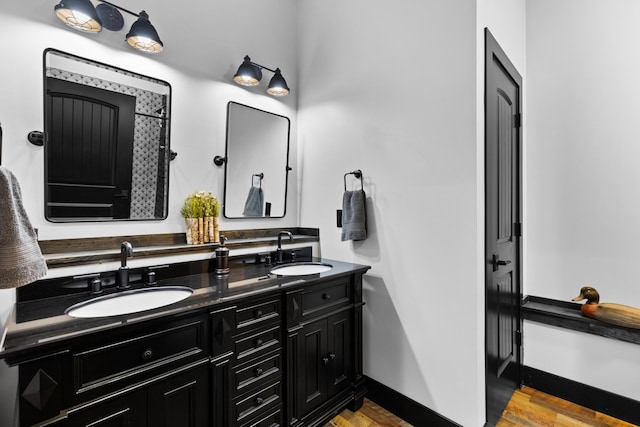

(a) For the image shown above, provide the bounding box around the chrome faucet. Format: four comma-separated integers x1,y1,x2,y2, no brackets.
276,231,293,264
117,241,133,290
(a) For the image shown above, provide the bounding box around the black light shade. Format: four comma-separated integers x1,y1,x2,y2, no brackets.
267,68,290,97
125,11,163,54
233,56,262,87
54,0,102,33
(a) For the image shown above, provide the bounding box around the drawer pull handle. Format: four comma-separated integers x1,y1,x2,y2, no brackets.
322,293,331,300
255,397,264,406
142,349,154,361
255,368,264,376
255,338,263,348
255,309,263,318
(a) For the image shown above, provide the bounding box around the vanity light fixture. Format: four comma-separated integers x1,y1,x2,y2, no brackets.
54,0,102,33
125,11,163,54
53,0,163,54
233,55,290,97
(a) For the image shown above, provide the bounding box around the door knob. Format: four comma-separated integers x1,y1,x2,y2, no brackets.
491,253,512,272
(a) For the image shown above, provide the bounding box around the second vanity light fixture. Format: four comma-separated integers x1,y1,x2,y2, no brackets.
54,0,163,54
233,55,290,97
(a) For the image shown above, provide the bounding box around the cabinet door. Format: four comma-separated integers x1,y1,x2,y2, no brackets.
298,318,328,416
211,356,233,427
326,311,353,399
147,363,209,427
66,389,147,427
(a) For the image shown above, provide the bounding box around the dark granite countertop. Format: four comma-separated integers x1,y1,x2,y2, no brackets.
0,257,370,362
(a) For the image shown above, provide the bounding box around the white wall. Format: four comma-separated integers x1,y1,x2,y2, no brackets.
525,0,640,400
297,1,483,425
0,0,298,310
6,0,639,425
0,1,297,425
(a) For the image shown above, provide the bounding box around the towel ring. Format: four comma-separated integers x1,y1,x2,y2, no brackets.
344,169,363,191
252,173,264,188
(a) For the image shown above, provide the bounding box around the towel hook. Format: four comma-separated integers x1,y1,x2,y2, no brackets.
344,169,363,191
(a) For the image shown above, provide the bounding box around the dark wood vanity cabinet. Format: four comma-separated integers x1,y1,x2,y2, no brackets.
9,268,367,427
210,294,284,427
65,362,209,427
286,275,366,426
16,312,211,427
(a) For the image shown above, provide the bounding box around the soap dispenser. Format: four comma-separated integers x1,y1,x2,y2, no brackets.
214,235,230,276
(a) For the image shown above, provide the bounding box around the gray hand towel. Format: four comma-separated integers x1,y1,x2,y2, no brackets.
341,190,367,241
243,187,264,217
0,166,47,289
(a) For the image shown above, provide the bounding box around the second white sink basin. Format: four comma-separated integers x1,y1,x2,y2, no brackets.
270,262,333,277
66,286,193,318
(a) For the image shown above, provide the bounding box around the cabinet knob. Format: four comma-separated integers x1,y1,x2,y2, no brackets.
322,353,336,365
255,309,263,319
255,397,264,406
142,349,154,361
255,338,263,348
322,293,331,300
255,367,264,376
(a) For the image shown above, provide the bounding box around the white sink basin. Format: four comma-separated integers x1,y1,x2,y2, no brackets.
270,262,333,277
66,286,193,318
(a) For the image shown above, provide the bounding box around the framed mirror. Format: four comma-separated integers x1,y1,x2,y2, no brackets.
43,48,172,222
223,102,290,218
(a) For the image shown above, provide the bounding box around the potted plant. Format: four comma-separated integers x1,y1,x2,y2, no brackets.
180,191,220,244
203,192,220,243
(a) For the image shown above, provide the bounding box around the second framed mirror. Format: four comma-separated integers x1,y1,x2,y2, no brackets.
223,102,290,218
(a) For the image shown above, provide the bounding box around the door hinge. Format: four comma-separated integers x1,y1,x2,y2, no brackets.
513,222,522,237
515,330,522,346
513,113,521,129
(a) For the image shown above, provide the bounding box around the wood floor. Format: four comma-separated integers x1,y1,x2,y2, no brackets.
326,399,413,427
497,386,638,427
327,388,638,427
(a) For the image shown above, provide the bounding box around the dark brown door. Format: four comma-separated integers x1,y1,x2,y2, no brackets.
485,28,523,426
45,78,135,220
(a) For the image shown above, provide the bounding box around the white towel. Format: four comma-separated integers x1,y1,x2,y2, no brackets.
0,166,47,288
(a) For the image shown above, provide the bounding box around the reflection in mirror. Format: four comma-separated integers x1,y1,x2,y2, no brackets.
44,49,171,222
223,102,290,218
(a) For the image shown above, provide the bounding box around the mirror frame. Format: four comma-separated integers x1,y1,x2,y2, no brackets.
42,48,172,222
222,101,291,219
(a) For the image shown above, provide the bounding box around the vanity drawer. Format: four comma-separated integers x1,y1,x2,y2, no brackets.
234,349,282,396
236,297,281,333
297,277,353,319
239,404,283,427
72,314,207,398
234,380,282,424
234,325,281,366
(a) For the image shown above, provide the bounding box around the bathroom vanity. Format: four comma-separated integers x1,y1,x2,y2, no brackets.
0,251,369,427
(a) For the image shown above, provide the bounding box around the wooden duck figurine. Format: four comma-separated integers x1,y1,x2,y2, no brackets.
572,286,640,329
